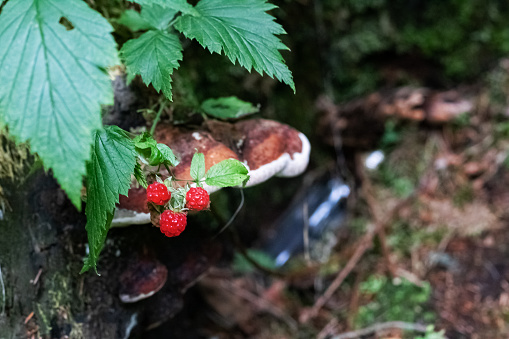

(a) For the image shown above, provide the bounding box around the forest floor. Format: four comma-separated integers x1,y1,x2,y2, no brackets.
5,86,509,339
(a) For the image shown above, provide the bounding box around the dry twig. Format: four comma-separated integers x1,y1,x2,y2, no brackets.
331,321,429,339
30,268,42,285
220,280,298,331
300,194,414,323
357,155,398,277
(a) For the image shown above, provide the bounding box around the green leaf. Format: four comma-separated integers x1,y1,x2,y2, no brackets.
120,30,183,100
157,143,179,167
131,0,198,16
0,0,119,209
141,5,178,30
201,96,260,119
233,249,277,273
190,152,205,181
82,126,137,273
133,133,179,167
81,211,113,274
205,159,249,187
134,132,156,165
134,161,148,188
117,9,153,31
175,0,295,92
118,5,177,31
134,132,157,150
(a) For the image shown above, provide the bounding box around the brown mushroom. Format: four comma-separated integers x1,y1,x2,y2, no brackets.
234,119,310,186
111,119,310,226
119,256,168,303
114,186,151,226
154,123,240,192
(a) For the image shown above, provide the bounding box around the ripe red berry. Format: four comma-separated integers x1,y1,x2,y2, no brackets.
146,182,171,205
186,187,210,211
159,210,187,237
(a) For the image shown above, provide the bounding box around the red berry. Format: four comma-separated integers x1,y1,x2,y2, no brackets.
186,187,210,211
147,182,171,205
159,210,187,237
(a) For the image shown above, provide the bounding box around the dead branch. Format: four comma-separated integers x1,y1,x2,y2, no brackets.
300,193,415,323
331,321,430,339
220,280,298,331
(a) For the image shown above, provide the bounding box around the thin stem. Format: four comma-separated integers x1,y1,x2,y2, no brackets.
0,263,5,315
150,102,166,135
213,189,245,238
167,16,179,28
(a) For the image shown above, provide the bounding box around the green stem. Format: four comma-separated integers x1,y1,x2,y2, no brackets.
167,14,180,28
150,103,166,135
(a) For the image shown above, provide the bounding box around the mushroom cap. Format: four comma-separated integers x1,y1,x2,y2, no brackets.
155,123,239,193
112,119,310,226
234,119,311,186
426,90,473,123
119,257,168,303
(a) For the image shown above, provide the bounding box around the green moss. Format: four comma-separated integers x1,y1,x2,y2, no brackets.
356,276,435,331
453,184,475,207
35,303,52,335
318,0,509,101
0,133,31,182
387,221,448,256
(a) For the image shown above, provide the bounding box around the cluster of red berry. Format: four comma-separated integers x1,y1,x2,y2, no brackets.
146,182,210,237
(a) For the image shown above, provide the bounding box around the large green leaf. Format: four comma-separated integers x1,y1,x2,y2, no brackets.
117,9,155,32
118,5,177,31
0,0,119,208
82,126,136,273
175,0,295,92
131,0,198,16
120,30,183,100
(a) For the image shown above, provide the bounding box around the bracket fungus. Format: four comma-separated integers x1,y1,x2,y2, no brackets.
119,257,168,303
112,119,310,226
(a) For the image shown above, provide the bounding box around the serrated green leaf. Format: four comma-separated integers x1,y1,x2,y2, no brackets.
134,132,157,150
175,0,295,92
205,159,249,187
201,96,260,119
117,9,153,31
0,0,119,209
121,30,183,100
81,211,113,274
157,143,179,167
131,0,198,16
82,126,137,273
190,152,205,181
118,5,177,31
148,146,164,166
141,5,178,30
134,161,148,188
133,133,179,167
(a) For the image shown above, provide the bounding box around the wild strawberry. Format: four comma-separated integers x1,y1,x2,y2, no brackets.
146,182,171,205
186,187,210,211
159,210,187,237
